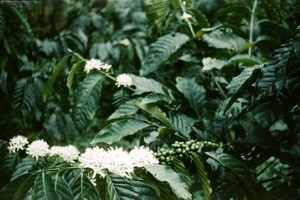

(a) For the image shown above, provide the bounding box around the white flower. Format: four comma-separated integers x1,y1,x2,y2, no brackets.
7,135,28,153
50,145,80,163
202,57,214,66
115,73,133,87
85,59,103,73
78,147,107,178
26,139,50,160
105,147,134,178
85,58,112,73
101,63,112,71
119,38,131,46
130,146,159,168
180,12,192,21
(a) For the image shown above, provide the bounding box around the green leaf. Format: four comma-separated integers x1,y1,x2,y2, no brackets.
71,170,99,200
43,55,70,100
108,100,139,121
169,113,193,138
228,54,263,66
172,157,191,187
55,176,74,200
67,60,86,91
256,41,292,96
135,102,172,127
176,77,206,117
0,173,37,200
12,156,36,180
145,165,192,200
141,93,173,105
33,171,59,200
253,96,285,128
144,0,169,32
190,153,212,200
130,74,172,96
202,29,247,51
91,119,150,145
293,25,300,60
13,79,35,117
72,73,103,131
112,89,130,108
0,9,4,41
224,65,261,113
140,33,189,75
206,152,267,200
106,173,159,200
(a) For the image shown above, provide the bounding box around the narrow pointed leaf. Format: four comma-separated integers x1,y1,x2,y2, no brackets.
43,55,69,100
135,102,172,127
91,119,150,145
145,165,192,200
206,152,267,200
67,60,86,91
33,171,59,200
108,101,139,121
72,73,103,131
190,153,212,200
176,77,206,117
106,173,159,200
55,176,74,200
140,33,189,75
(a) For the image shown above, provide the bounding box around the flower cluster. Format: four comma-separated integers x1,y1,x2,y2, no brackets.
84,58,112,73
7,136,158,179
78,146,158,179
180,12,192,21
115,73,133,87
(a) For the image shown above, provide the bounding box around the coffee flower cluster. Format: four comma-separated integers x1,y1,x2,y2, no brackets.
7,135,158,179
84,58,112,73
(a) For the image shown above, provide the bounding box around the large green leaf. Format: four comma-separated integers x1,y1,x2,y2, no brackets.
33,171,59,200
224,65,261,113
12,156,36,180
71,170,99,200
67,60,86,92
168,113,193,138
43,55,70,100
108,101,139,121
140,33,189,75
130,74,172,96
293,25,300,60
145,165,192,200
144,0,169,32
55,176,74,200
256,40,292,96
172,157,191,187
206,152,267,200
106,173,159,200
141,93,173,105
135,102,172,127
91,119,150,145
0,173,37,200
72,73,103,131
202,29,247,51
176,77,206,117
228,54,263,66
190,153,212,200
13,79,35,117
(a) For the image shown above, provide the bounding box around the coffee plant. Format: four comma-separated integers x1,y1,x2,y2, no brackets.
0,0,299,199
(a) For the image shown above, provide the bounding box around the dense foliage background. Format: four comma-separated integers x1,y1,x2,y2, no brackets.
0,0,300,199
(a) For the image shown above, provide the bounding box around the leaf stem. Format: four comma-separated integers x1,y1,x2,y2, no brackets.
179,0,195,37
210,72,227,99
248,0,258,55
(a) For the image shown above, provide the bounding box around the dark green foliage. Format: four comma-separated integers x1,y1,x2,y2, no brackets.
0,0,300,199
